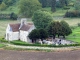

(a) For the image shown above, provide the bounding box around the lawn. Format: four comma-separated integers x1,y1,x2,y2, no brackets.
0,44,5,48
66,27,80,43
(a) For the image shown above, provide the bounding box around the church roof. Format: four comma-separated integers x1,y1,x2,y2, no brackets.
9,23,34,32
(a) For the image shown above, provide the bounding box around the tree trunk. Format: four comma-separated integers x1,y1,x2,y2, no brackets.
32,39,34,43
63,35,65,39
51,0,56,12
58,35,59,38
53,35,55,39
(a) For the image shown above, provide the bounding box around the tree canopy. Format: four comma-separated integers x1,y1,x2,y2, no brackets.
47,21,72,39
19,0,41,17
32,10,53,29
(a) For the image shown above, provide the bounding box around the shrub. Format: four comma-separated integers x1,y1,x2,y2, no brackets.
10,12,18,20
78,23,80,27
11,40,80,47
64,11,80,18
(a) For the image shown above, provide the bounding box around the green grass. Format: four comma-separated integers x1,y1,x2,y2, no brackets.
66,27,80,43
0,44,5,48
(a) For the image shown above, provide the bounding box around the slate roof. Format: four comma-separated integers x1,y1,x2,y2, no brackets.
9,23,33,32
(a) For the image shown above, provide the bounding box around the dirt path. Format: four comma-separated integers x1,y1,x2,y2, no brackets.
0,50,80,60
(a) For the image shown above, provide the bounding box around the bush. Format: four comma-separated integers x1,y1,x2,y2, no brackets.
64,11,80,18
0,38,8,43
10,12,18,20
63,6,70,10
78,23,80,27
11,40,80,47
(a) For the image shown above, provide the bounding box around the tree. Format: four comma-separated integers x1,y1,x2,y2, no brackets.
3,0,16,6
47,21,62,39
10,12,18,20
60,20,72,38
0,2,7,10
51,0,56,12
28,29,40,43
47,21,72,39
32,10,53,29
19,0,41,17
38,0,47,8
38,28,48,41
0,0,3,4
59,0,69,7
74,0,80,11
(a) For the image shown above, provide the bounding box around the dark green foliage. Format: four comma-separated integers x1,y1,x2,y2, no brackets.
38,28,48,41
47,21,72,39
59,0,68,7
32,10,53,29
78,23,80,27
64,11,80,17
47,21,62,39
10,12,18,20
29,28,48,43
51,0,56,12
19,0,41,17
38,0,47,8
28,29,40,43
0,0,3,4
60,20,72,38
3,0,16,6
38,0,52,7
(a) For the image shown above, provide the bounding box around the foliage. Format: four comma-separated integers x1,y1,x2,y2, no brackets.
32,10,53,29
47,21,72,39
60,20,72,38
0,0,3,4
10,12,18,20
38,0,52,7
51,0,56,12
3,0,16,6
19,0,41,17
74,0,80,11
38,28,48,41
47,21,62,39
0,2,7,10
78,23,80,27
29,28,48,42
28,29,40,43
64,11,80,17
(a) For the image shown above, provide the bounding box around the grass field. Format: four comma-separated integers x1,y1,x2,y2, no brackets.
66,27,80,43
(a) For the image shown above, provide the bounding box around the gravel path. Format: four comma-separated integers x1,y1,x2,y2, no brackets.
0,50,80,60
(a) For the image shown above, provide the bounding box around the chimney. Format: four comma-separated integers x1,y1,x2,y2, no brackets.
19,18,27,29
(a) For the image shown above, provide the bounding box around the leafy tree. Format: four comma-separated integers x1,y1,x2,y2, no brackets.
0,0,3,4
0,2,7,10
38,0,47,8
38,28,48,41
10,12,18,20
59,0,69,7
51,0,56,12
38,0,52,7
3,0,16,6
74,0,80,11
28,29,40,43
60,20,72,38
32,10,53,29
19,0,41,17
47,21,62,39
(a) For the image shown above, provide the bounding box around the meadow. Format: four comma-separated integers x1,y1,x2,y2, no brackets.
0,4,80,43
